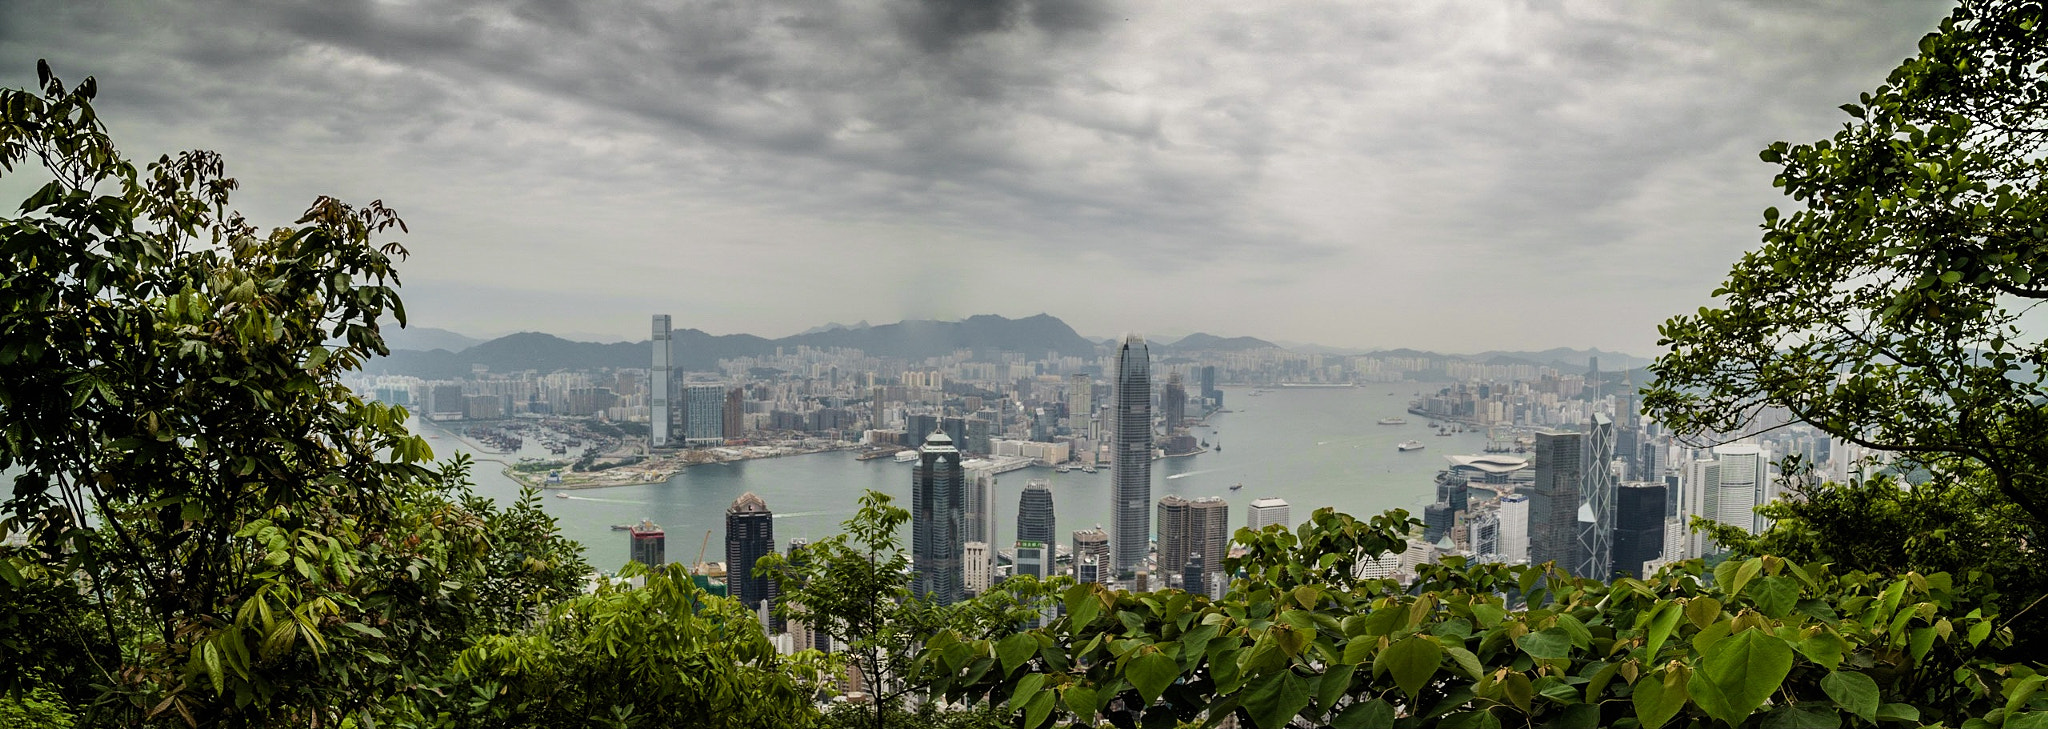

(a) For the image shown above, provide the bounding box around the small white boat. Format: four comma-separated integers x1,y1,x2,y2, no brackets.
1056,464,1072,473
893,450,919,464
1397,440,1425,452
554,492,569,499
1377,417,1407,425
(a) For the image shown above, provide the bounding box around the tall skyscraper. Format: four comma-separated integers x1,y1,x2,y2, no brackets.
1163,373,1187,431
1712,444,1768,535
629,519,665,567
1498,494,1530,563
963,541,991,595
1527,430,1584,571
1611,482,1668,579
1112,334,1153,575
1017,480,1055,546
1182,551,1206,598
1200,365,1218,407
1067,373,1091,431
1684,458,1723,558
1156,495,1191,580
683,384,726,444
651,315,671,447
1577,414,1617,579
726,493,778,629
911,430,966,605
1189,497,1230,586
723,387,745,440
1246,497,1291,532
1071,528,1110,583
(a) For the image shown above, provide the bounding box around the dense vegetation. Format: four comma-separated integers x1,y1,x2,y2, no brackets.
8,0,2048,726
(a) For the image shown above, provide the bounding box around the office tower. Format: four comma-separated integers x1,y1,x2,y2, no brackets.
723,387,744,440
1071,528,1110,583
1014,540,1047,581
1156,496,1191,580
963,541,991,595
1182,551,1205,598
682,384,726,444
1685,458,1723,558
966,417,993,455
1189,497,1229,586
784,538,831,652
1498,494,1529,563
628,519,665,567
1200,366,1217,406
726,493,779,631
963,468,992,545
1067,373,1091,430
942,417,968,449
1578,414,1617,579
907,414,938,446
869,386,888,430
651,315,671,447
1526,431,1584,571
1163,373,1187,431
1423,502,1456,544
1017,480,1055,546
911,430,966,605
1076,554,1101,585
1031,407,1053,442
1471,510,1501,558
1436,479,1470,514
1246,497,1291,532
1112,334,1153,575
1712,444,1768,534
1611,482,1668,579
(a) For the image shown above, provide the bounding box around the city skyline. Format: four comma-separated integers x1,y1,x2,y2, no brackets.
0,2,1951,353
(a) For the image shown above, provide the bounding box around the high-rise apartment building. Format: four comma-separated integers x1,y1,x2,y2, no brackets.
1112,335,1153,575
725,493,777,630
1067,373,1091,431
1611,482,1668,579
1577,414,1617,579
682,384,725,445
1498,494,1530,563
1712,444,1768,535
1189,497,1229,585
629,519,665,567
1163,373,1186,431
963,541,991,595
1246,497,1291,532
910,430,966,605
723,387,744,440
1017,480,1055,546
1071,528,1109,583
651,315,671,447
1527,430,1583,571
1156,495,1190,580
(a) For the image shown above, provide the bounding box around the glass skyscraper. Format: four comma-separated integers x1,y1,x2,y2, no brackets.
725,492,778,631
1527,430,1583,571
911,430,966,605
650,315,671,447
1112,334,1152,576
1016,480,1055,546
1577,414,1616,578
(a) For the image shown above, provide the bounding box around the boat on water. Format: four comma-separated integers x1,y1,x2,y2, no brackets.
609,524,633,531
554,492,569,499
1056,464,1072,473
1082,464,1098,474
1229,483,1243,491
893,450,919,464
1397,440,1425,452
1376,417,1407,425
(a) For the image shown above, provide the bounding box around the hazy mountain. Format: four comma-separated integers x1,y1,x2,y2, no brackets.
377,326,482,353
1156,333,1280,352
364,314,1098,378
1468,347,1653,371
795,320,872,335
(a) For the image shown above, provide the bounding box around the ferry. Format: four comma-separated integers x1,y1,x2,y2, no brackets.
1397,440,1425,452
893,450,919,464
1376,417,1407,425
554,492,569,499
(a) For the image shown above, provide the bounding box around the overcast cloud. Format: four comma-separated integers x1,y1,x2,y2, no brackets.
0,0,1951,353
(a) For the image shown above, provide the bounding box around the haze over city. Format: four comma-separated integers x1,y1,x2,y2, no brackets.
0,1,1950,353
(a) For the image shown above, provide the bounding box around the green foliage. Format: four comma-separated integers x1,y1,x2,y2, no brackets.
0,62,586,727
0,686,77,729
440,562,828,729
1642,0,2048,527
923,508,2039,729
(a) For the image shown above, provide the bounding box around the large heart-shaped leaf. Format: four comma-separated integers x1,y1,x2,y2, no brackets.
1688,628,1795,728
1632,664,1690,729
1126,650,1180,706
1822,671,1879,723
1242,670,1314,729
1376,636,1443,699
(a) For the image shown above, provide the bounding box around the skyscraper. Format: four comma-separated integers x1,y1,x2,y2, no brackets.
1112,334,1153,575
784,538,830,652
1712,444,1768,535
1577,414,1617,579
1189,497,1229,587
723,387,745,440
1067,373,1091,431
1611,482,1668,579
1017,480,1055,546
911,430,966,605
683,384,726,445
629,519,665,567
1182,551,1206,598
1156,495,1191,580
963,541,991,595
1071,528,1109,583
1163,373,1186,431
726,493,778,630
1246,497,1291,532
1200,365,1218,407
651,315,671,447
1526,430,1584,571
1498,494,1530,563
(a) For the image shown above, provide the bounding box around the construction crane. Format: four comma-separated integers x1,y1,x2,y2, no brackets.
695,529,716,576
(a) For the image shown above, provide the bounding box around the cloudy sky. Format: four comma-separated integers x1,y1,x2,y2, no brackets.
2,0,1950,353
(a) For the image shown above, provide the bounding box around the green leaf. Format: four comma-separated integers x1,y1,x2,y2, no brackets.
998,632,1037,675
1686,597,1723,630
1645,601,1683,659
2008,675,2047,715
1332,698,1395,729
1445,645,1485,680
1875,704,1921,723
1751,577,1800,619
1517,627,1573,660
1798,631,1849,672
1441,709,1503,729
1763,705,1843,729
1633,665,1690,729
1376,635,1444,699
1010,673,1046,712
1242,670,1314,729
1316,663,1357,713
1023,689,1055,729
1126,650,1179,705
1504,672,1534,714
1473,602,1508,629
1726,558,1764,599
1822,671,1880,723
1688,628,1795,728
1062,685,1098,722
2013,713,2048,729
1544,703,1601,729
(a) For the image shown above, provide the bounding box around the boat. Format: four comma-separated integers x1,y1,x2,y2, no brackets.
610,524,634,531
554,492,569,498
893,450,919,464
1082,464,1098,474
1056,464,1072,473
1376,417,1407,425
1397,440,1425,452
1229,483,1243,491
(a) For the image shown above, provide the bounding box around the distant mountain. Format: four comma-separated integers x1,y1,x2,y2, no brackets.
1468,348,1653,371
796,320,872,336
378,326,481,353
1157,332,1280,352
364,314,1100,378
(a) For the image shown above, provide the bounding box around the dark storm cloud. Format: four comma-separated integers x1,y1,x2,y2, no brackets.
0,0,1956,349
